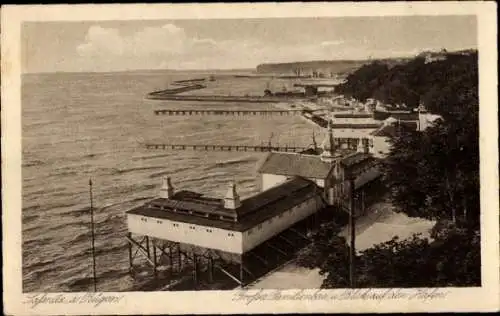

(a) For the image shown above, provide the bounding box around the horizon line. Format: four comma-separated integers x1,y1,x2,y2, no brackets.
22,48,477,75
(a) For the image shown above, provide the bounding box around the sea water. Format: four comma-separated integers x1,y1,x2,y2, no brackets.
21,70,322,292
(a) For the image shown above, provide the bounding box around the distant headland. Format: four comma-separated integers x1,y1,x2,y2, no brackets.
255,58,411,76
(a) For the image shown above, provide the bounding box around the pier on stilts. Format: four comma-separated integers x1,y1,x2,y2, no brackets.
144,143,309,153
154,109,304,116
144,138,373,153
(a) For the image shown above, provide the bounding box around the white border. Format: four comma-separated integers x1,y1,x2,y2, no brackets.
2,2,499,314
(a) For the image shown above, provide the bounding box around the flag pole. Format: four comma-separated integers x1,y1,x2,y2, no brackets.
89,178,97,292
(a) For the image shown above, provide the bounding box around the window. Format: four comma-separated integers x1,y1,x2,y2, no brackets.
172,223,179,227
141,217,148,222
189,226,196,230
156,220,162,224
227,232,234,237
257,224,263,230
206,229,213,233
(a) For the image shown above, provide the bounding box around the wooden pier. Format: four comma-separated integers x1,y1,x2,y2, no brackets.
144,137,373,153
154,109,303,116
144,143,309,153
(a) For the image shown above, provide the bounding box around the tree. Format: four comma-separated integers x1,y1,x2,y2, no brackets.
382,52,479,228
296,221,351,288
297,227,480,288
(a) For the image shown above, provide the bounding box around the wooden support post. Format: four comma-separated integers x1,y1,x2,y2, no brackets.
193,253,198,285
145,236,150,258
277,234,294,247
169,246,173,272
152,239,157,277
126,235,155,266
305,215,309,234
249,251,269,266
361,189,365,215
289,228,308,240
178,245,182,271
216,265,242,286
266,242,287,256
208,257,214,283
240,255,245,287
127,232,133,270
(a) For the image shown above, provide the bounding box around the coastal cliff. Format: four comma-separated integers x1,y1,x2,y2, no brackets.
255,58,410,76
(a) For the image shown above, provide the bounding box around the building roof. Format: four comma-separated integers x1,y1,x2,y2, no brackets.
333,113,373,119
126,177,320,232
370,124,399,137
330,123,382,129
373,111,419,121
258,152,335,179
340,152,374,168
370,120,418,137
355,166,382,189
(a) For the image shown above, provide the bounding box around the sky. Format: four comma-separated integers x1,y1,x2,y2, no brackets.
22,16,477,73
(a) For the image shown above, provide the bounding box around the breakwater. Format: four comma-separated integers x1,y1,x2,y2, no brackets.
146,94,304,103
147,77,208,97
145,77,313,103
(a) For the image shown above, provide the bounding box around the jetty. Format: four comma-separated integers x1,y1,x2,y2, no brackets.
146,93,311,103
144,137,374,153
144,143,309,153
154,109,303,116
146,77,318,103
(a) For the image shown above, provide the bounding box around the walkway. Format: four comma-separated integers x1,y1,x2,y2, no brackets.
246,200,436,289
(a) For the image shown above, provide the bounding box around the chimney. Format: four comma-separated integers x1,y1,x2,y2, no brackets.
159,177,174,199
224,182,241,210
356,139,364,153
363,139,370,154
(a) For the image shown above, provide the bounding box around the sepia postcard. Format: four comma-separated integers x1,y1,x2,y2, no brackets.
2,2,499,315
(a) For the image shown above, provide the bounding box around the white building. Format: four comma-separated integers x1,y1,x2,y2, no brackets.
369,113,443,158
127,176,324,255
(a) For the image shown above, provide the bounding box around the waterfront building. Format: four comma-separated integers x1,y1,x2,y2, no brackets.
126,177,323,256
258,119,381,211
370,113,442,158
124,118,382,287
125,175,325,286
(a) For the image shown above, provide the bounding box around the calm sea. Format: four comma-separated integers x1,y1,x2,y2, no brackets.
22,70,321,292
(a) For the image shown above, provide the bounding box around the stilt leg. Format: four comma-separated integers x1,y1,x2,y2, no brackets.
208,257,214,283
127,233,133,270
178,245,182,271
152,239,157,277
193,253,198,285
239,255,244,287
145,236,150,258
169,245,173,273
